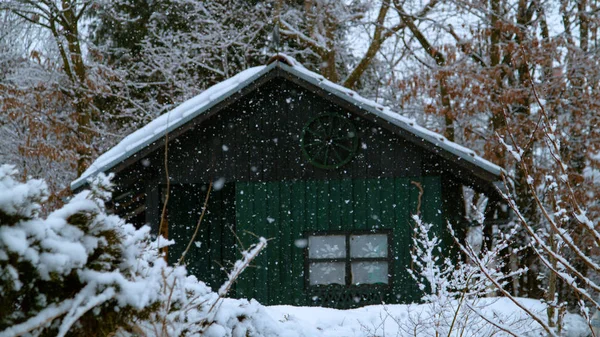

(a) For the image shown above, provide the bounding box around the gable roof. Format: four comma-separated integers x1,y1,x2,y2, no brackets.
71,54,502,191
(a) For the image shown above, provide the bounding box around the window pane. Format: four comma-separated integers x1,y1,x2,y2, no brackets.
351,262,388,285
350,234,388,258
309,262,346,285
308,235,346,258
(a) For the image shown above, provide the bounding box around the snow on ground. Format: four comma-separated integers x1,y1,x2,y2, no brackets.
265,298,588,337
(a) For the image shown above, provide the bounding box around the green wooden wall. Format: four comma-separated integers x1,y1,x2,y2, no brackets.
166,184,237,291
235,176,443,307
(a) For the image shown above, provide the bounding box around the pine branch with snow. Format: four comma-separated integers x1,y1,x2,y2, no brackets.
0,166,168,336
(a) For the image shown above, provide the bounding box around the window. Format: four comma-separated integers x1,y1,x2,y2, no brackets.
307,232,390,286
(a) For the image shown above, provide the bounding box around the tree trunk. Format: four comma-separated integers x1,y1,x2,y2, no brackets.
61,0,92,176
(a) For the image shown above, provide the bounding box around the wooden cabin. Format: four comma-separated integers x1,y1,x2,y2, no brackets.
72,54,504,308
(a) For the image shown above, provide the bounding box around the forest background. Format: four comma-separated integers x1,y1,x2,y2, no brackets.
1,0,600,332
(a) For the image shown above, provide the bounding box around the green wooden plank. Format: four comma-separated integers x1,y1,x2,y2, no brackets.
393,178,413,302
279,181,292,304
291,181,307,305
306,180,318,233
340,179,353,228
209,187,222,289
380,179,395,228
353,179,367,230
242,182,259,300
422,176,446,250
221,185,237,297
329,179,342,230
254,182,269,303
305,180,320,306
245,181,257,299
234,182,252,299
266,181,281,304
316,180,329,231
379,179,396,304
366,179,382,230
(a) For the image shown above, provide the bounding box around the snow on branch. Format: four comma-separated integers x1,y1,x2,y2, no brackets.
0,168,172,335
218,237,267,297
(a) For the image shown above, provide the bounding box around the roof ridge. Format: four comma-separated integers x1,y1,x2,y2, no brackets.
266,53,298,67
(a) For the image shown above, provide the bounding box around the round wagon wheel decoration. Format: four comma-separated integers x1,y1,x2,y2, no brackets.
301,114,359,169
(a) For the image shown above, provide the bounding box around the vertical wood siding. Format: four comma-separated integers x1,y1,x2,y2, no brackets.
235,176,443,307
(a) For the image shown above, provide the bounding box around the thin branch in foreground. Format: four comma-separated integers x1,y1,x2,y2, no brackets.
177,181,213,266
157,113,171,256
455,239,558,337
200,238,267,333
464,302,520,337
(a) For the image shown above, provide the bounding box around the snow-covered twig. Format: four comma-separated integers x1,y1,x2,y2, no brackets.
454,233,559,337
409,213,508,335
57,285,116,337
203,237,268,326
217,237,267,298
177,181,213,266
464,302,520,337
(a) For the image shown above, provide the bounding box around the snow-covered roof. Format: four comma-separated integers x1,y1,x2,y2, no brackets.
71,54,502,190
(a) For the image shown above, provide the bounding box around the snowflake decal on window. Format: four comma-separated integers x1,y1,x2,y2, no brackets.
316,244,344,258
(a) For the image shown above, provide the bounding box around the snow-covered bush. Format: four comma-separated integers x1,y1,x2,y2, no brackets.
0,165,169,336
408,213,531,335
